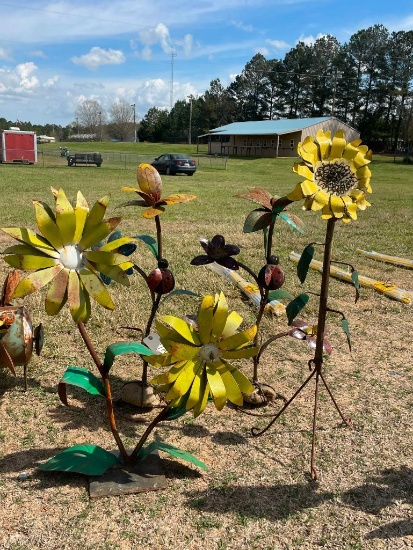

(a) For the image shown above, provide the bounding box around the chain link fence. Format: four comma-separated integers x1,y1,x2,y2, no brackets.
37,148,228,170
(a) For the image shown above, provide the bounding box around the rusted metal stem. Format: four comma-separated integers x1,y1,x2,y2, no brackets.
77,321,128,462
155,215,162,260
141,293,162,384
129,406,170,464
266,220,275,263
310,370,320,480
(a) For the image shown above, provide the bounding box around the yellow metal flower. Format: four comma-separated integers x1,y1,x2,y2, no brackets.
120,163,196,218
287,129,372,223
146,292,257,417
1,188,135,323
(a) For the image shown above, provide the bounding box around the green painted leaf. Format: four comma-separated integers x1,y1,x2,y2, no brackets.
267,289,294,301
351,270,360,303
58,367,105,407
286,293,310,325
243,209,272,233
297,245,314,284
135,234,158,258
164,395,189,421
103,341,154,373
137,441,208,470
39,444,120,475
341,318,352,352
161,289,200,303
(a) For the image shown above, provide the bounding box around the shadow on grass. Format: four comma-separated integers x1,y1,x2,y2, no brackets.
342,466,413,540
185,482,333,521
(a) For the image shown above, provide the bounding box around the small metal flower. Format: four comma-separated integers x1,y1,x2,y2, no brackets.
288,319,332,355
257,255,285,290
191,234,240,270
146,258,175,295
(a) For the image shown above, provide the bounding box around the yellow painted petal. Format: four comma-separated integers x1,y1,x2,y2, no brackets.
33,200,63,250
2,227,57,255
155,320,191,345
78,267,114,310
73,191,89,244
167,359,198,400
221,346,259,359
345,202,358,220
45,268,69,315
321,204,334,220
85,250,131,266
222,361,254,394
146,353,180,368
298,137,319,164
83,195,110,235
329,195,345,218
185,367,204,410
197,294,215,344
343,142,360,161
329,130,346,160
4,253,57,270
206,365,227,410
79,218,122,250
211,292,228,342
193,376,210,418
300,179,318,196
218,367,243,406
163,340,200,361
311,189,329,210
295,163,314,180
89,262,131,287
121,186,139,193
137,163,162,198
55,188,76,245
98,237,137,252
163,194,196,205
142,206,165,219
159,315,201,345
67,271,91,323
11,265,64,298
151,366,183,386
219,325,257,351
316,130,331,160
221,311,243,339
3,243,59,259
287,182,305,201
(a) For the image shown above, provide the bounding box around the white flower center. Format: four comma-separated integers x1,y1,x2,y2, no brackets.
58,245,84,270
198,343,222,363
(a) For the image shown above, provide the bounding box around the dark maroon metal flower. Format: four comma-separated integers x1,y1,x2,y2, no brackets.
190,235,240,270
257,255,285,290
147,258,175,295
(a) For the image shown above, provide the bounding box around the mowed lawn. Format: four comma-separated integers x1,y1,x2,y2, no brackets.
0,147,412,550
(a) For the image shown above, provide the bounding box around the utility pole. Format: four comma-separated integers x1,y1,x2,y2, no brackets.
188,95,193,145
131,103,136,142
99,111,102,141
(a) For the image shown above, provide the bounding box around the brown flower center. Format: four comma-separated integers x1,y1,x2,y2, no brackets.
314,160,358,196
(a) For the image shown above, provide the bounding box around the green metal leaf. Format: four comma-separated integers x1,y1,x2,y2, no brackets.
161,289,200,303
164,394,190,421
341,317,352,352
103,341,154,373
286,293,310,325
137,441,208,471
135,234,158,258
58,366,105,406
243,209,272,233
351,270,360,303
297,245,314,284
39,444,119,475
267,289,294,301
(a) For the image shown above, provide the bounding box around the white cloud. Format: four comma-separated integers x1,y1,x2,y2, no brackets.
16,63,39,90
0,48,13,62
71,47,126,70
297,33,326,46
230,20,254,33
135,23,194,58
31,50,47,59
266,39,290,51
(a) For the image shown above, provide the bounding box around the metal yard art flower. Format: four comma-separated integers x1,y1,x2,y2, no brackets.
146,292,257,417
1,188,135,323
287,129,372,223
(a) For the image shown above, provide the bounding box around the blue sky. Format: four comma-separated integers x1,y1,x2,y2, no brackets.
0,0,412,126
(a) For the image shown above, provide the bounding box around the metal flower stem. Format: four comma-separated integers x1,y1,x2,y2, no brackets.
141,292,162,384
77,320,128,463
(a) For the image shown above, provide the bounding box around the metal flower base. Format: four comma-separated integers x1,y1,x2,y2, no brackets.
89,450,166,498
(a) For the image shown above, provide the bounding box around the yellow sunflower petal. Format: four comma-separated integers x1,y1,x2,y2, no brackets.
315,130,332,160
211,292,228,342
158,315,201,345
345,202,358,220
45,268,69,315
79,218,122,250
221,346,259,359
3,243,58,259
218,367,244,406
85,250,131,266
287,181,305,201
294,163,314,180
329,130,346,160
222,361,254,394
146,354,181,368
221,311,243,339
82,195,110,236
185,367,203,410
298,137,319,164
155,320,191,345
11,265,64,298
311,189,329,210
33,200,63,250
67,271,91,323
163,340,200,361
197,294,215,344
162,194,196,205
78,267,114,310
142,206,166,219
206,365,227,410
343,142,361,161
166,359,198,400
121,186,139,193
98,237,136,252
329,195,345,218
55,188,76,245
2,227,57,255
137,163,162,197
301,179,318,196
4,253,57,270
73,191,89,244
193,376,210,418
88,262,131,286
321,204,334,220
219,325,257,351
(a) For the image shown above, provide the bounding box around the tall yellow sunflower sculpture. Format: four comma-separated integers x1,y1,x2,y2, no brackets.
287,129,372,223
1,188,135,323
146,292,257,417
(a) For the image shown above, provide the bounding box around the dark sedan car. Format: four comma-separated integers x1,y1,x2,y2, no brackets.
151,153,196,176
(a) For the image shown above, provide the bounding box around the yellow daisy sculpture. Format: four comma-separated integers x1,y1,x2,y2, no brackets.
146,292,257,417
287,129,372,223
1,188,135,323
120,163,196,219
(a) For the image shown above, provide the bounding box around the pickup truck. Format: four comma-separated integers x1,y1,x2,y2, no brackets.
67,152,103,167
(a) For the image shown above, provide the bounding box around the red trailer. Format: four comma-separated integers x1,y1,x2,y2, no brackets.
0,129,37,164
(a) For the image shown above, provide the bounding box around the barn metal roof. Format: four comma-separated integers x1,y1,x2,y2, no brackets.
207,117,335,136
